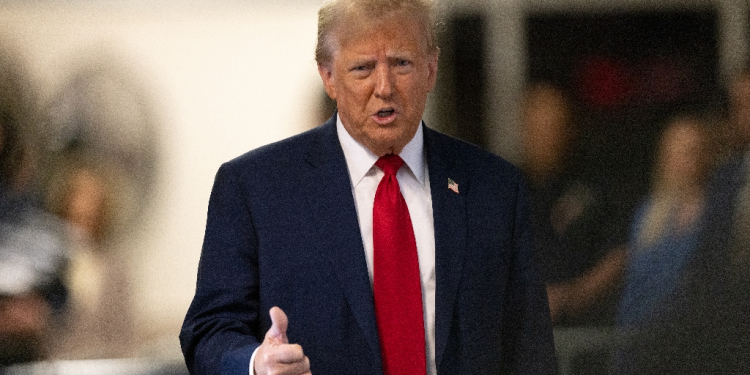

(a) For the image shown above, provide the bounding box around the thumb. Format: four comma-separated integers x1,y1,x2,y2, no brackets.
267,306,289,344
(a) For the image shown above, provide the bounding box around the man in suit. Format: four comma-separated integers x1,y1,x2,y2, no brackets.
180,0,556,374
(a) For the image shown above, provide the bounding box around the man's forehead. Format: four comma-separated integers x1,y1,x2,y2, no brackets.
332,14,429,54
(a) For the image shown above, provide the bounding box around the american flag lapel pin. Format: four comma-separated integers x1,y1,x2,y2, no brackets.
448,178,459,194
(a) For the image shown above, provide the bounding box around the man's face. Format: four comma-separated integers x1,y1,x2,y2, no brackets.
318,12,438,156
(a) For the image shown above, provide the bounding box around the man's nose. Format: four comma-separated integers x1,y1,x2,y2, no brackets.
374,65,394,99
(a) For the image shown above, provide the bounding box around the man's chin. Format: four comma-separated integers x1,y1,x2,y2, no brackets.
364,135,412,156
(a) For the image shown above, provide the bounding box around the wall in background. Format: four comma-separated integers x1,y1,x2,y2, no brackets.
0,1,325,358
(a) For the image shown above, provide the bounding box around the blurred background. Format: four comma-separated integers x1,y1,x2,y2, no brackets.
0,0,747,374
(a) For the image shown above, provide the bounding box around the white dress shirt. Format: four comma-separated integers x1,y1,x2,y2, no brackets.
250,116,437,375
336,115,437,375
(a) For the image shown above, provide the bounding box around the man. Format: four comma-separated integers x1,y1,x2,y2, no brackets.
519,83,624,373
519,83,626,326
180,0,556,374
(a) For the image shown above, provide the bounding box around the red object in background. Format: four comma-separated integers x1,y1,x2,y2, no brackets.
575,55,696,109
575,56,631,108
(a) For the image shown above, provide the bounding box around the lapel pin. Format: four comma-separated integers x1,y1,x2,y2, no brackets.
448,178,459,194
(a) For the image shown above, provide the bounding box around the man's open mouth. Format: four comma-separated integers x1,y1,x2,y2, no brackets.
377,109,395,118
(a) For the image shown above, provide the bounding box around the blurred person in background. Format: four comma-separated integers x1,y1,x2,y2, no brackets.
44,153,135,359
670,67,750,372
41,59,158,360
520,83,628,373
521,83,626,325
0,41,68,366
610,69,750,374
612,114,715,374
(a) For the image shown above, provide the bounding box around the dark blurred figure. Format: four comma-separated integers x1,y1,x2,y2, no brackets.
520,83,627,374
0,41,68,366
677,69,750,372
521,83,626,325
613,115,715,373
612,70,750,374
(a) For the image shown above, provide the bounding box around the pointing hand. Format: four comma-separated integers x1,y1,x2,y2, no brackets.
254,307,311,375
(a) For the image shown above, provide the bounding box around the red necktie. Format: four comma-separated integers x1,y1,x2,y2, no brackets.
372,154,426,375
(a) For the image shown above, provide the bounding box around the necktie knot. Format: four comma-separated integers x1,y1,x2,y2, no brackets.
375,154,404,176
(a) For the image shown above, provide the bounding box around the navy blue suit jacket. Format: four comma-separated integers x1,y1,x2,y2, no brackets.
180,116,556,375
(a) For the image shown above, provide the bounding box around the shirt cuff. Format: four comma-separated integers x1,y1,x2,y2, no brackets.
249,346,260,375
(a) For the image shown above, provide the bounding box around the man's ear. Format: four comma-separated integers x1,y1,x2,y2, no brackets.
426,47,439,92
318,63,336,101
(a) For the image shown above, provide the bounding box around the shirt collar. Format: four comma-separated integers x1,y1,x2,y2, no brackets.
336,113,426,187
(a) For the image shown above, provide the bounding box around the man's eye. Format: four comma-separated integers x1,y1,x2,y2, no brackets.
398,59,411,66
353,65,369,71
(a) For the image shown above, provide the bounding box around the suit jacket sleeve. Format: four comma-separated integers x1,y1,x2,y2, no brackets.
502,176,557,374
180,162,261,375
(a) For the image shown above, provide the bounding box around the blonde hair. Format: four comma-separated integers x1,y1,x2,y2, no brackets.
636,114,715,247
315,0,439,66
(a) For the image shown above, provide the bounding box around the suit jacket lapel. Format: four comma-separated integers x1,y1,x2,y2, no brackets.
300,120,468,371
425,126,469,369
303,117,383,368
